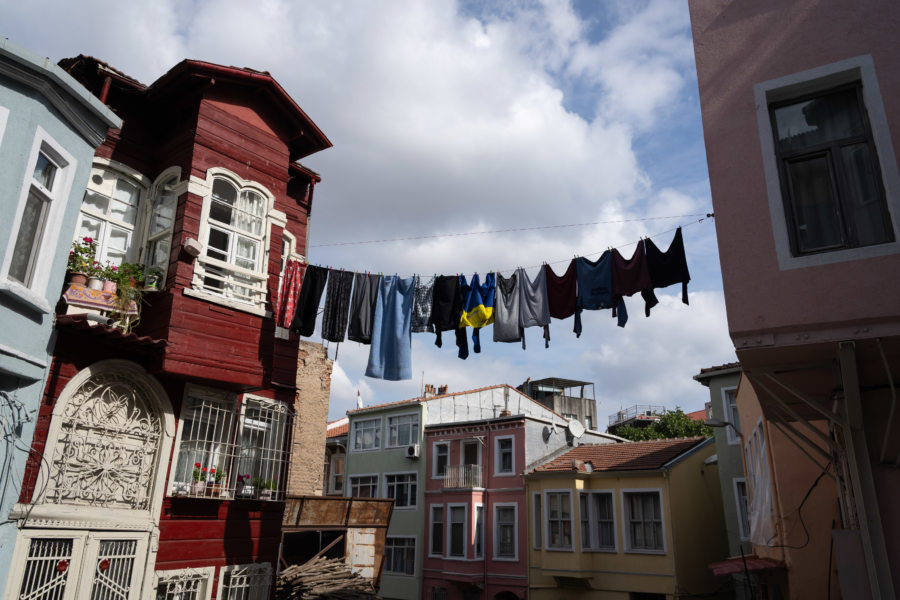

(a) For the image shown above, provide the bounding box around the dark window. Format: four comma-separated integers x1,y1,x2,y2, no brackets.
770,83,894,255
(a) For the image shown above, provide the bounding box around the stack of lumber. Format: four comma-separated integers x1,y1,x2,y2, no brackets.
277,556,380,600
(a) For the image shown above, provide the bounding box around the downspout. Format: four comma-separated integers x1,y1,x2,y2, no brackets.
99,75,112,104
304,179,317,259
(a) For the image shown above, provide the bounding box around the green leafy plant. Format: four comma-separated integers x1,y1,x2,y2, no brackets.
67,237,96,273
614,408,713,441
100,262,119,281
192,463,208,482
111,263,146,333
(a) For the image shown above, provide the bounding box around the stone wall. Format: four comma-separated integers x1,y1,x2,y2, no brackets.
287,341,333,496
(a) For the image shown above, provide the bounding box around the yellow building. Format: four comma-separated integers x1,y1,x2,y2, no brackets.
525,437,729,600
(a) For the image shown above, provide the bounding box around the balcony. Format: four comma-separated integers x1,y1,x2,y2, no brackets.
441,464,482,489
608,404,667,428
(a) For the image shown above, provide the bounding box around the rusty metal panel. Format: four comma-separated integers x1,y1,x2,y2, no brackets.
282,495,393,530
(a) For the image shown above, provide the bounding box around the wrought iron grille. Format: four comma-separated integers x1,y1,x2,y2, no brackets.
89,540,137,600
155,570,209,600
18,538,74,600
219,564,271,600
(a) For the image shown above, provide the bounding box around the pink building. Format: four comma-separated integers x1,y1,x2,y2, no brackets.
690,1,900,598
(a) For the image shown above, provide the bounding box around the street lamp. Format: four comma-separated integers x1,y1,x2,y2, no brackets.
705,418,743,439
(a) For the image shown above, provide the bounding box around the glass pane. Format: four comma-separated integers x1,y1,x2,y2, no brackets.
106,227,130,266
774,88,864,151
147,237,170,270
787,156,843,252
841,143,893,246
83,190,110,214
110,179,139,225
235,237,258,270
150,192,176,236
33,153,57,191
207,228,230,262
78,214,103,242
210,180,237,225
9,191,47,285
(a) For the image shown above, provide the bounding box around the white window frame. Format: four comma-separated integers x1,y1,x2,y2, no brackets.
532,492,542,549
446,502,468,560
494,435,515,476
189,167,282,314
429,504,444,557
432,441,450,479
347,474,379,498
579,491,617,552
383,471,417,509
154,567,215,600
328,452,345,495
722,386,740,445
0,126,77,313
733,478,751,542
386,412,419,448
621,488,666,554
544,490,574,551
350,417,382,452
140,166,183,283
214,562,272,600
754,54,900,270
474,502,484,559
383,536,416,577
493,502,518,561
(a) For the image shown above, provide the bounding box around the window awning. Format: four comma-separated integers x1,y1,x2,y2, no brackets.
709,555,784,577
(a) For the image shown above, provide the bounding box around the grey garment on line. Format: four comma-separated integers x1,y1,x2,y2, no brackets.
517,266,551,349
321,269,354,342
347,272,381,344
493,272,522,343
411,275,435,333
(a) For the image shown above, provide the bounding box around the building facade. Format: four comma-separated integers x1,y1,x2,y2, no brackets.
517,377,597,431
3,54,331,600
0,39,121,588
690,0,900,597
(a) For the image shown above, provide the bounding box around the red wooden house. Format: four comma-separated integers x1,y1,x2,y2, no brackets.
3,56,330,600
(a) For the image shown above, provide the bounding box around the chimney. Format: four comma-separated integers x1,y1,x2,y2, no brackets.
424,384,435,398
438,385,448,395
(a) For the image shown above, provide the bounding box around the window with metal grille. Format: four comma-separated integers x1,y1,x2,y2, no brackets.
170,387,292,500
155,568,213,600
384,473,417,508
386,413,418,447
89,540,138,600
217,563,272,600
18,538,74,600
624,491,664,552
348,475,378,498
384,538,415,576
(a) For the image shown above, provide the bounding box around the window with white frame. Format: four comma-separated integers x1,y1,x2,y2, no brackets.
723,388,740,444
155,568,214,600
384,537,415,575
448,504,467,557
734,478,751,541
624,490,664,552
385,473,417,508
76,165,145,267
2,130,75,307
474,504,483,558
745,419,774,544
348,475,378,498
494,504,517,559
143,174,178,278
195,173,273,308
546,491,573,550
580,492,615,551
495,436,514,475
170,387,292,500
351,418,381,451
433,442,449,477
328,453,345,495
532,493,542,549
387,413,419,447
216,563,272,600
430,505,443,556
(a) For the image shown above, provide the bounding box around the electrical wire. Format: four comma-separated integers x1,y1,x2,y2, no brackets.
765,463,832,550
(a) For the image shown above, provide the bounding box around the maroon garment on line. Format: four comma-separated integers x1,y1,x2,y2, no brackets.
612,241,653,317
544,260,577,320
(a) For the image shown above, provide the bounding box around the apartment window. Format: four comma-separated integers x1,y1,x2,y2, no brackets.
430,505,443,556
351,418,381,451
448,504,466,557
216,563,272,600
143,174,178,277
494,504,517,559
328,453,345,494
563,413,577,420
474,505,483,558
193,170,273,309
77,166,144,266
431,588,448,600
433,442,449,477
495,436,514,475
546,491,572,550
624,491,664,552
723,388,740,445
580,492,615,551
734,479,751,541
385,473,417,508
348,475,378,498
387,413,419,447
384,537,415,575
532,493,542,549
155,567,214,600
585,416,593,430
170,387,291,500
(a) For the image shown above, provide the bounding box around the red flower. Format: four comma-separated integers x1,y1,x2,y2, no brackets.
83,237,93,243
194,462,201,468
201,467,207,472
210,468,216,474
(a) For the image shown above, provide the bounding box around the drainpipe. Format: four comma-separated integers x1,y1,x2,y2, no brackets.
99,75,112,104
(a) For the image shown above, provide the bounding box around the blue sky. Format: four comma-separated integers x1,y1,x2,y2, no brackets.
3,0,735,425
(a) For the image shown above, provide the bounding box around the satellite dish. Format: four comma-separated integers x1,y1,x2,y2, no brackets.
542,426,551,443
570,437,580,448
568,419,585,439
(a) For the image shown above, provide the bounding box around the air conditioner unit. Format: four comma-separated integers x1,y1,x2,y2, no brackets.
405,444,420,459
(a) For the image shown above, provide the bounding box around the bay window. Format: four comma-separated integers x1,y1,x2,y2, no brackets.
76,165,145,266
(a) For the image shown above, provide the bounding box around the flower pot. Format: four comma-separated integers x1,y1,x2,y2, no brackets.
190,481,206,496
87,277,103,291
102,280,117,294
145,273,162,290
68,272,88,286
258,489,272,501
208,484,221,497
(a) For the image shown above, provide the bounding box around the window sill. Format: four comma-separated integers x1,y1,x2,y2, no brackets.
0,279,51,314
350,447,382,453
183,287,269,317
492,556,518,562
545,547,575,552
625,548,666,555
581,547,618,553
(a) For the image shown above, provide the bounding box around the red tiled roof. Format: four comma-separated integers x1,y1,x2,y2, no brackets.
326,423,348,438
56,314,166,349
533,437,707,473
686,409,706,422
698,362,740,375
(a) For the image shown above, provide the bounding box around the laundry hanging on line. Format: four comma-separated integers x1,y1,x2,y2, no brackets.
288,227,692,381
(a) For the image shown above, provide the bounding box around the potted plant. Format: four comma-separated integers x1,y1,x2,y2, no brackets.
253,477,277,500
209,468,227,497
144,267,164,290
236,474,254,497
67,237,96,285
86,259,104,291
100,262,119,294
112,263,146,333
190,462,207,495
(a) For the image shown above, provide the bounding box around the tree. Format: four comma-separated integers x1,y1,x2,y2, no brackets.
613,408,712,441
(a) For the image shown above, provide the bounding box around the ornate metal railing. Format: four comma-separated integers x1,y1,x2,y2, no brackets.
441,464,482,489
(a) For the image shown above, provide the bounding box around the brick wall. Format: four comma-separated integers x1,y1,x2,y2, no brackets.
287,341,333,496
